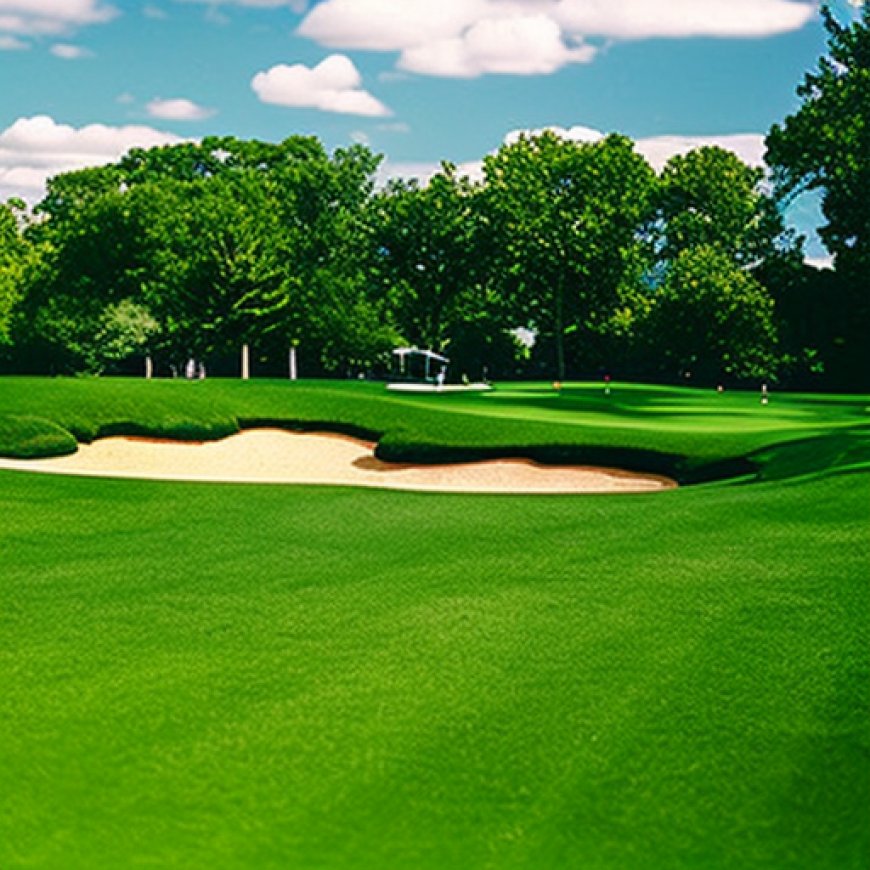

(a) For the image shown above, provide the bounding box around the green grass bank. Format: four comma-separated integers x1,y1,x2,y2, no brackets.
1,376,869,482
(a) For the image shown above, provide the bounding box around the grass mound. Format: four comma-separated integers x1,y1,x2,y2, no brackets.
0,414,78,458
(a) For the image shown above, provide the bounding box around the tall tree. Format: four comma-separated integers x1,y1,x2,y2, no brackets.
654,146,796,268
23,167,148,372
0,200,29,347
370,165,485,349
636,145,798,382
482,132,655,379
22,135,389,376
640,245,780,382
766,3,870,387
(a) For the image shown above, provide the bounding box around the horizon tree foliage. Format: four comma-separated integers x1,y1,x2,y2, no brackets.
483,132,656,380
20,166,148,372
0,199,31,347
653,146,798,269
370,165,482,351
766,2,870,388
635,146,799,383
640,245,780,382
16,136,392,375
2,102,862,387
368,163,516,377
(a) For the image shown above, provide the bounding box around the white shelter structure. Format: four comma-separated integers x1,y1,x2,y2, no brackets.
387,346,492,393
391,347,449,383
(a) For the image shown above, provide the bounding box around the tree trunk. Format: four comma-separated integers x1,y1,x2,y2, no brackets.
241,343,250,380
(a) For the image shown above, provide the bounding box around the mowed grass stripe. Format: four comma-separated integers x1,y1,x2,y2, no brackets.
2,469,868,868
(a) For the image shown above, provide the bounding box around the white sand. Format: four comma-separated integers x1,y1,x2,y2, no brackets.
0,429,676,494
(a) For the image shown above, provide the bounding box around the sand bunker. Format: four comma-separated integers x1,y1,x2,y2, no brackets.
0,429,676,493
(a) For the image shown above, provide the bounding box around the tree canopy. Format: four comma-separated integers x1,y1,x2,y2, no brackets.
0,66,865,390
766,2,870,386
483,132,655,379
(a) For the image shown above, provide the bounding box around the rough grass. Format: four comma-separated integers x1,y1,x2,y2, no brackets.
1,377,868,868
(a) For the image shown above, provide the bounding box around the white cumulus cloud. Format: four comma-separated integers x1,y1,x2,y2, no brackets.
0,114,184,202
634,133,766,170
298,0,815,78
554,0,815,39
504,125,766,170
400,15,595,78
251,54,391,116
146,97,215,121
383,126,767,190
0,0,117,36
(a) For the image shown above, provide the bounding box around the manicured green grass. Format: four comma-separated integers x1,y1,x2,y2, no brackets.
1,378,868,868
1,376,869,480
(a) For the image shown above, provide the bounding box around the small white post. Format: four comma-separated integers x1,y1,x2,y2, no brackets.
289,345,297,381
241,343,250,380
145,355,153,380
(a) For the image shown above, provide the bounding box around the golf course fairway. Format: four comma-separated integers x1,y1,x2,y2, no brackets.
1,378,868,868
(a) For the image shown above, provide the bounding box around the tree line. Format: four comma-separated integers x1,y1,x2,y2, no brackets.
0,6,866,389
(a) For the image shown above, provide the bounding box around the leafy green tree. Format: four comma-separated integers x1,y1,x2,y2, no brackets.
22,135,387,376
85,299,159,374
640,245,780,382
654,146,796,268
272,142,390,374
0,200,29,347
766,3,870,387
134,171,288,367
636,146,799,383
482,132,655,379
370,165,488,346
22,168,149,372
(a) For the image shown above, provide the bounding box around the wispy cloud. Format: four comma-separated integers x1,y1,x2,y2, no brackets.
0,33,28,49
399,15,596,78
50,42,92,59
508,125,768,169
172,0,308,11
146,97,215,121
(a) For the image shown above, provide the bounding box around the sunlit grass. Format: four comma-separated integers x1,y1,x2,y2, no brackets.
1,377,868,868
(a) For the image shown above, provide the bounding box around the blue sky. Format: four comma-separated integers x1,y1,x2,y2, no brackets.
0,0,863,261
